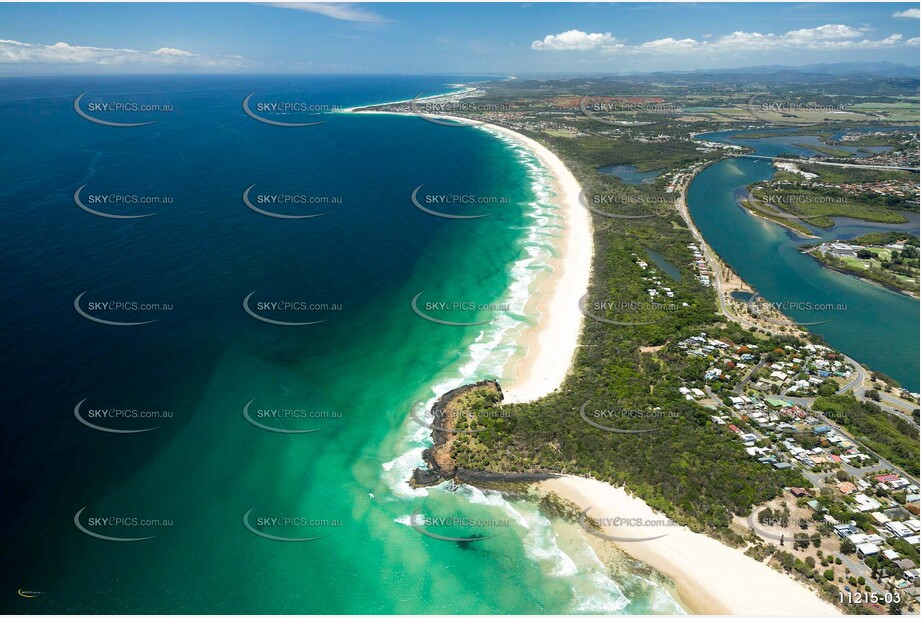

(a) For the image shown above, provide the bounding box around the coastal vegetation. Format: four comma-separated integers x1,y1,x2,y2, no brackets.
803,233,920,295
812,394,920,476
388,77,919,599
746,163,917,230
433,132,812,536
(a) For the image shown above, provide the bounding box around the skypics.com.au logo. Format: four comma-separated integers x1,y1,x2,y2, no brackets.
242,93,338,127
74,93,173,127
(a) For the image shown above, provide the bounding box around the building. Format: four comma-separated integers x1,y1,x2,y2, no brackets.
857,543,880,557
887,521,913,538
854,494,882,512
837,482,857,495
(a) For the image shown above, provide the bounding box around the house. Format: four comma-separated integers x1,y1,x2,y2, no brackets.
854,494,882,512
849,533,884,545
875,473,901,484
883,549,901,560
704,368,722,381
887,521,913,538
871,512,891,525
790,487,809,498
837,482,857,495
835,522,859,537
857,543,880,557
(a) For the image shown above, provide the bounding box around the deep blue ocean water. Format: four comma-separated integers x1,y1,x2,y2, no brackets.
0,75,683,614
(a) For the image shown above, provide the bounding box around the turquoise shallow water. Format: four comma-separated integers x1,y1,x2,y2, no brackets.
1,76,682,614
688,130,919,391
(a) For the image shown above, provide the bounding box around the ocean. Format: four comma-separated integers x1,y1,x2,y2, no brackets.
1,75,682,614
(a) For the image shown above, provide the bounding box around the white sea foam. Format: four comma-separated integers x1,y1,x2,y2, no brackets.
381,138,560,498
521,508,580,578
393,514,414,527
378,133,661,613
454,484,529,530
381,447,432,499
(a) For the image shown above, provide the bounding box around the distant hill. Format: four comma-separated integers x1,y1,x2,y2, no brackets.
519,62,920,81
701,62,919,79
497,62,919,95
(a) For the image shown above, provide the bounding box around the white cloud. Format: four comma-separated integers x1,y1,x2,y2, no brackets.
532,24,912,55
892,9,921,19
263,3,388,23
0,39,244,66
531,30,622,51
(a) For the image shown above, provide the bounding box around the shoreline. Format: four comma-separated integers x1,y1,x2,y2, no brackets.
351,105,593,404
339,85,477,114
475,122,593,403
801,246,920,300
739,197,820,239
675,162,806,335
537,476,842,615
675,163,778,330
358,101,838,615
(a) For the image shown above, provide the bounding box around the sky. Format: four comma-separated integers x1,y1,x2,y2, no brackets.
0,2,919,75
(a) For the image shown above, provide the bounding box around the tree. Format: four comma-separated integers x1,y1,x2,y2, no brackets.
840,537,856,555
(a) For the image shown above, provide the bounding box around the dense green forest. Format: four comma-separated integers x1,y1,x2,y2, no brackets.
446,131,809,538
443,106,919,539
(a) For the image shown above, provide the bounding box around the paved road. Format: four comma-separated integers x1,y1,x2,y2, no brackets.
838,554,889,597
735,357,768,394
676,172,919,485
874,390,919,414
836,355,866,395
853,387,920,431
811,408,919,484
733,154,920,173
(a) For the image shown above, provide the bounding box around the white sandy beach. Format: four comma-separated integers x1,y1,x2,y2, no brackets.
352,106,593,404
539,476,842,616
475,123,593,404
356,101,839,616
